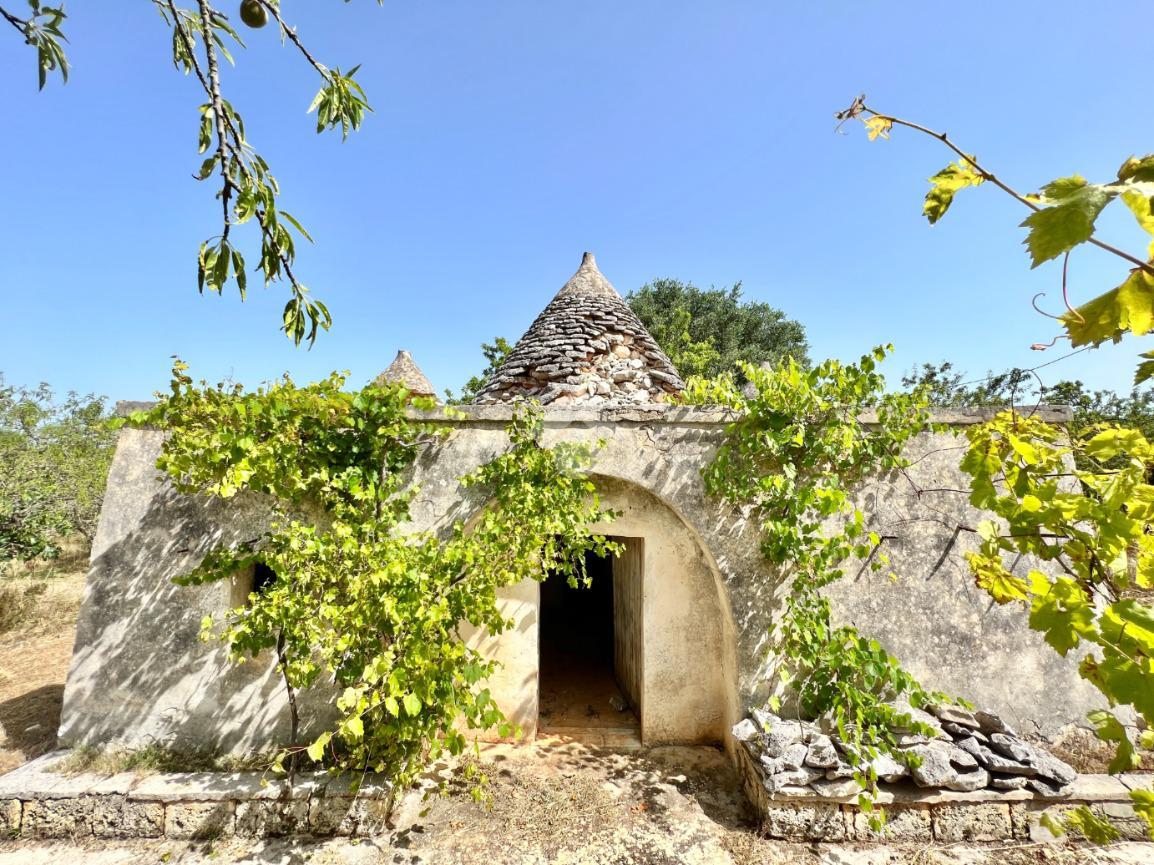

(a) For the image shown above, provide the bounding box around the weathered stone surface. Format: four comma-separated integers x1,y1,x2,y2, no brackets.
761,804,847,841
988,733,1032,763
804,738,839,769
731,718,759,744
164,801,235,840
235,799,310,838
1026,777,1073,799
933,803,1012,842
946,769,990,793
942,721,986,740
991,774,1029,791
975,710,1016,737
474,253,685,406
1027,747,1078,786
955,736,1035,775
929,704,980,729
870,753,908,783
781,742,808,770
762,720,803,758
309,797,358,836
809,777,862,798
22,797,93,838
766,767,823,790
851,806,932,842
0,800,20,835
351,798,394,837
907,743,958,788
91,797,164,839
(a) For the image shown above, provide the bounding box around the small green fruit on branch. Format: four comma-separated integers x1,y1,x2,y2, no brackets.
838,94,1154,384
239,0,267,28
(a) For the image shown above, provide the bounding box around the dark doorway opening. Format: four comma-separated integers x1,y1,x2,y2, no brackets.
538,546,639,733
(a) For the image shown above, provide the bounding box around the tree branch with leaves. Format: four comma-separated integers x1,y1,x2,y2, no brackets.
839,95,1154,384
6,0,382,345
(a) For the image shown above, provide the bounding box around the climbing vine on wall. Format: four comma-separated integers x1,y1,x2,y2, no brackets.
125,363,617,799
959,411,1154,837
682,347,961,817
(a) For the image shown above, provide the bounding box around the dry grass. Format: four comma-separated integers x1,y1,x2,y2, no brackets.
52,744,272,776
1049,726,1154,774
0,544,88,775
0,540,88,638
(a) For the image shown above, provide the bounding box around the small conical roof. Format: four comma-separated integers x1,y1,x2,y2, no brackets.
474,253,685,406
376,350,436,397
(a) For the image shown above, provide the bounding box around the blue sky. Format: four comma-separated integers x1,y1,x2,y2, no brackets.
1,0,1148,401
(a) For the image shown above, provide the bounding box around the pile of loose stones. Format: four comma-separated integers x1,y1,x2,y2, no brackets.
734,703,1077,799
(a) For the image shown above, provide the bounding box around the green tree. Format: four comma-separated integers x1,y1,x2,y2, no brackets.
3,1,383,345
446,337,513,404
0,376,116,563
627,279,809,381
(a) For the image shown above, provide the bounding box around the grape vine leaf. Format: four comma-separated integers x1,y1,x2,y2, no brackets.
1019,183,1115,267
924,158,984,224
1119,154,1154,183
1063,270,1154,347
865,116,892,141
1121,191,1154,258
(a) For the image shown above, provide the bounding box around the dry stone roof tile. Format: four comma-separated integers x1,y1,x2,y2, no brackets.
473,253,685,407
375,350,436,398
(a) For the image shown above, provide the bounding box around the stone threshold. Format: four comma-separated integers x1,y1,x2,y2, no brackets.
0,751,397,841
734,745,1152,844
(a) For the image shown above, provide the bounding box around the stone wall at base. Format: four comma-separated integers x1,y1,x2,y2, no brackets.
3,750,1149,844
0,753,396,841
734,740,1151,843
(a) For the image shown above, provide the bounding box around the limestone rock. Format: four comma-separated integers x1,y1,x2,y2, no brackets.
975,709,1016,737
929,704,981,729
870,752,908,783
474,253,685,406
804,738,839,769
731,718,760,744
990,774,1029,791
906,743,958,788
988,732,1033,764
781,742,809,771
946,768,990,792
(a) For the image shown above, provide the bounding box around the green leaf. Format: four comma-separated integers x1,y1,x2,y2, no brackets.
1119,155,1154,183
1019,185,1114,267
1136,351,1154,386
1064,269,1154,347
923,157,984,224
1121,190,1154,258
306,731,332,762
1040,175,1088,200
402,693,421,716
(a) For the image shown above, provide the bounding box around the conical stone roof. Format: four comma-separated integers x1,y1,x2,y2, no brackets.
375,350,436,397
473,253,685,406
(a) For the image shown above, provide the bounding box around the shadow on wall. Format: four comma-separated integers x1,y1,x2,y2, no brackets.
58,433,338,755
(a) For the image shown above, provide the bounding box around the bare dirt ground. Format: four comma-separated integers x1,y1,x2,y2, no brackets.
0,564,84,775
2,742,1153,865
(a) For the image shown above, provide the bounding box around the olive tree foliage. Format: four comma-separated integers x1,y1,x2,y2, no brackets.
3,0,382,345
682,347,958,825
0,376,116,564
627,279,810,381
124,365,617,793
